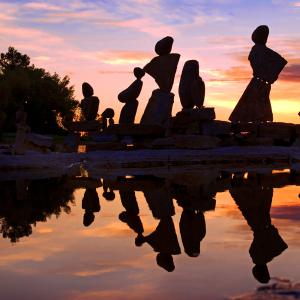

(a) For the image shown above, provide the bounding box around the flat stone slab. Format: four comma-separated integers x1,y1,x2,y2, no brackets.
104,124,165,137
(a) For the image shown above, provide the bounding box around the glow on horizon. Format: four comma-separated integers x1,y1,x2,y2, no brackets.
0,0,299,123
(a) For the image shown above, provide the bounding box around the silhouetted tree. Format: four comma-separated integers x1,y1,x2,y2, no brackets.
0,47,79,133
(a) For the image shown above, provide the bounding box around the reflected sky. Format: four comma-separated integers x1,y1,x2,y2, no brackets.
0,170,299,300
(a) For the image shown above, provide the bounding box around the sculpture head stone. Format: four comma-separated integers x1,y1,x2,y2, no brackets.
252,25,269,45
82,82,94,98
182,60,200,78
101,108,115,119
155,36,174,55
134,67,145,79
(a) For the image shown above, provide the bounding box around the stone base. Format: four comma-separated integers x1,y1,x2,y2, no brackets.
140,89,174,126
201,120,231,136
175,107,216,124
104,124,165,137
258,122,295,140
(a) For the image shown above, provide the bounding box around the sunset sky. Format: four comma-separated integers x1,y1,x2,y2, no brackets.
0,0,299,123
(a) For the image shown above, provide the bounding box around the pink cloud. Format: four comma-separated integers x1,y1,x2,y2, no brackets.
23,2,62,11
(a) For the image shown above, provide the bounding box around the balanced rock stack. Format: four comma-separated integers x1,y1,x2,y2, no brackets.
80,82,100,121
118,67,145,124
140,36,180,126
168,59,230,138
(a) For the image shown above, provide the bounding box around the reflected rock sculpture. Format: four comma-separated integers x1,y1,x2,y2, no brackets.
80,82,100,121
179,60,205,109
229,25,287,123
82,188,100,227
141,36,180,126
118,67,145,124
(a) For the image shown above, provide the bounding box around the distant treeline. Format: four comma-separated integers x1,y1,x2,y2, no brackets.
0,47,79,134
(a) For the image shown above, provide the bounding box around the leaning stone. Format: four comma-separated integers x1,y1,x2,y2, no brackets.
155,36,174,56
140,89,174,126
118,80,142,103
201,120,231,136
119,100,138,124
152,135,220,149
144,53,180,92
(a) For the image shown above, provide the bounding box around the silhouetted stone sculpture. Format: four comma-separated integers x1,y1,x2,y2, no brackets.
80,82,100,121
136,216,181,272
119,189,144,237
82,188,100,227
143,178,174,219
118,67,145,124
179,210,206,257
101,108,115,129
229,174,288,283
141,36,180,126
179,60,205,109
229,25,287,123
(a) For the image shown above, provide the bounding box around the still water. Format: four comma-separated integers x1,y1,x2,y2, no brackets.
0,169,299,300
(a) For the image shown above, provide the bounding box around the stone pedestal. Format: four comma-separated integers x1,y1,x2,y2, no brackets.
141,89,174,126
175,108,215,124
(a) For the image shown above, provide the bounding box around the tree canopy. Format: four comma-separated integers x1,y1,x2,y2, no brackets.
0,47,79,133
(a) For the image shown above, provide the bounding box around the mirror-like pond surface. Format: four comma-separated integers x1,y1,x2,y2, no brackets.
0,169,299,300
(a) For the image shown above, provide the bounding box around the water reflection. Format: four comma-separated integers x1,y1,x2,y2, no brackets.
230,172,288,283
0,177,75,242
0,168,299,287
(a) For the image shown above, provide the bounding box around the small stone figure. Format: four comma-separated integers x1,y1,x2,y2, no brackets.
118,67,145,124
179,60,205,110
80,82,99,121
141,36,180,126
229,25,287,123
101,108,115,129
